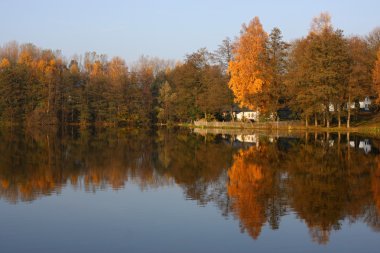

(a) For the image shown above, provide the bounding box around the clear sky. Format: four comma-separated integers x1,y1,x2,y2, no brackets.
0,0,379,63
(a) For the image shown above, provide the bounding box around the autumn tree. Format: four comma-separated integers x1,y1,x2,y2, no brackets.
374,48,380,103
213,37,235,118
286,13,350,127
229,17,268,115
228,17,268,113
157,81,176,123
214,37,234,74
264,27,289,119
168,48,232,121
366,27,380,54
346,37,374,127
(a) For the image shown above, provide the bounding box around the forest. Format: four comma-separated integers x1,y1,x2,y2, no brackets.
0,13,379,128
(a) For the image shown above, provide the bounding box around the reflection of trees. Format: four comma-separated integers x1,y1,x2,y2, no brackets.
371,156,380,231
154,129,236,215
284,136,378,244
0,128,165,203
227,141,287,239
0,128,235,208
0,128,379,245
227,147,266,239
226,134,380,244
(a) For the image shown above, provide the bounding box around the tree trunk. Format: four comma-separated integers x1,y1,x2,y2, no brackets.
347,95,351,128
231,106,234,122
314,113,318,127
305,116,309,128
347,132,351,162
326,111,330,128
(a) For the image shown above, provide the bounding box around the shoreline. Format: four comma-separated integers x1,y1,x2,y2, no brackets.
178,121,380,137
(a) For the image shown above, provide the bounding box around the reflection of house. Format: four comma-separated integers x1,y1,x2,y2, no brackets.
359,139,371,154
236,135,259,146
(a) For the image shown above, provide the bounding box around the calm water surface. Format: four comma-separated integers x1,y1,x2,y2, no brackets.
0,128,379,253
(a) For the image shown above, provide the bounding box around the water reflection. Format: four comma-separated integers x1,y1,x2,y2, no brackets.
0,127,379,245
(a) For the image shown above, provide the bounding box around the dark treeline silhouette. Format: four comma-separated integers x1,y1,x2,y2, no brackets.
0,13,379,127
0,127,379,244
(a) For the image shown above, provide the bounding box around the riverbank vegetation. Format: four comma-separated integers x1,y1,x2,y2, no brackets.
0,13,379,128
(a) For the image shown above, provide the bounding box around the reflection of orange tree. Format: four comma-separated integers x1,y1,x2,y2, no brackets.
227,146,267,239
226,135,380,244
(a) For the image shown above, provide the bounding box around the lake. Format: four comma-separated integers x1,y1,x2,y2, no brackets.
0,127,379,253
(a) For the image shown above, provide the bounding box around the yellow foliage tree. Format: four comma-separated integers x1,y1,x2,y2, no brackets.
228,17,268,111
0,58,11,69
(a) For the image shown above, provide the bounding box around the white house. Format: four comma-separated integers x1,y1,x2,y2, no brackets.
329,96,372,112
235,111,259,121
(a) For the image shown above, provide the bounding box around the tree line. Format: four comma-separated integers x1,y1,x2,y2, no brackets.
229,13,380,127
0,13,379,127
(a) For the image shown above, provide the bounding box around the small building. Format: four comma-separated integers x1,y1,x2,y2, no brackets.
235,111,259,121
330,96,372,112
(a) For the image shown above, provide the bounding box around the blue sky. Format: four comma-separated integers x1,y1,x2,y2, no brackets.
0,0,379,63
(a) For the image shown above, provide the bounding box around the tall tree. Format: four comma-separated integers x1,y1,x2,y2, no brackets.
214,37,234,73
346,37,374,127
228,17,268,112
214,37,235,120
157,81,176,123
286,13,350,127
264,27,289,119
366,27,380,54
374,47,380,103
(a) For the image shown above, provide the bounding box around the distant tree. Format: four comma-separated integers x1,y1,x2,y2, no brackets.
213,37,235,120
214,37,234,73
0,64,29,123
157,81,176,123
366,27,380,54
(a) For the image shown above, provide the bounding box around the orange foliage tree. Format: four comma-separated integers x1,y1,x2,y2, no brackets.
228,17,268,112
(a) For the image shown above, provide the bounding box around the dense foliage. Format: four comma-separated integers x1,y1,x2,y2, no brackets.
0,13,379,127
